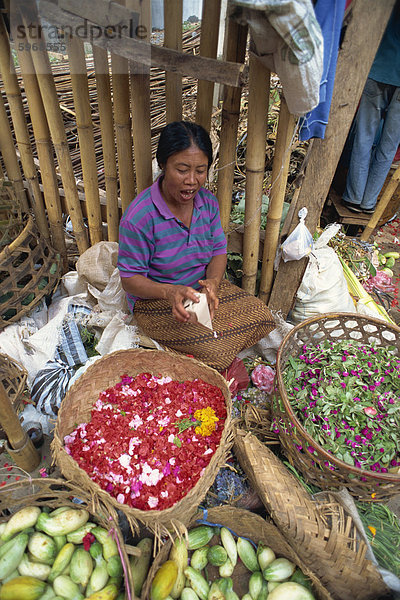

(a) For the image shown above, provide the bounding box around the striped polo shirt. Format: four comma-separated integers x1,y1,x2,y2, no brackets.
117,178,227,311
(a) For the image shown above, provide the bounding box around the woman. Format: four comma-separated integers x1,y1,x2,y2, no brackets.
118,121,275,371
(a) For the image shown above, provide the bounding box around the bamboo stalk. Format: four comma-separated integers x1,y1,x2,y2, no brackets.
0,15,49,238
92,45,119,242
242,55,270,295
0,91,27,212
16,1,88,254
111,53,135,213
13,35,67,262
360,164,400,241
129,0,152,193
66,35,102,245
259,97,295,303
216,20,247,232
195,0,221,132
164,0,183,123
130,64,153,194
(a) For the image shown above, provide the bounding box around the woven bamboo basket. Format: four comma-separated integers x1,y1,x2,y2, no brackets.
234,429,390,600
141,505,333,600
0,353,27,440
0,214,62,329
52,348,233,541
0,476,133,596
272,313,400,500
0,180,23,249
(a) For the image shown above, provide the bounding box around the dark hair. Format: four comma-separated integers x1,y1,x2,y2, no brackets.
156,121,213,169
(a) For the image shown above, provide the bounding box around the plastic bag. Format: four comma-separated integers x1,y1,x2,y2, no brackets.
281,207,314,262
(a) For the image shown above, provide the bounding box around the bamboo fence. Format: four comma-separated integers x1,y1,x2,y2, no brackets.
0,2,305,297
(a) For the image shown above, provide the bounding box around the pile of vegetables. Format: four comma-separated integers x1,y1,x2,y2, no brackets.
0,504,126,600
150,524,316,600
376,250,399,279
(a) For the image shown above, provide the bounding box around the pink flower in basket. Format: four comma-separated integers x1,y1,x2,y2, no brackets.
251,365,275,394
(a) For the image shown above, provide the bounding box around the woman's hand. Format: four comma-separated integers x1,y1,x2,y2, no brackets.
198,278,219,319
165,285,200,323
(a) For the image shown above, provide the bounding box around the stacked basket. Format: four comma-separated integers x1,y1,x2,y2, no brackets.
0,179,23,249
0,214,62,328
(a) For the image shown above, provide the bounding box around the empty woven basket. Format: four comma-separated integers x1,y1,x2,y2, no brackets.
0,215,61,328
234,429,390,600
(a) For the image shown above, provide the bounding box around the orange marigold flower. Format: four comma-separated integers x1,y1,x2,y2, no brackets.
194,407,219,437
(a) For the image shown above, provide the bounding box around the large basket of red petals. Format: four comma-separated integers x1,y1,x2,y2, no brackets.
52,348,233,540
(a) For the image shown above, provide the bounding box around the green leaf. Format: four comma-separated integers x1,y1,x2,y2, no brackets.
342,452,355,466
175,418,201,433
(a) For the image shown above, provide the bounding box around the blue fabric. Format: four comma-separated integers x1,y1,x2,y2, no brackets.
299,0,346,141
369,4,400,87
342,78,400,210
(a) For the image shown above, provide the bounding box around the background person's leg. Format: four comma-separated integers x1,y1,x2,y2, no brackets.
343,79,385,208
361,86,400,211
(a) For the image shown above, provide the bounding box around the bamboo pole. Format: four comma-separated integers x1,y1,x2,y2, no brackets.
109,0,136,213
0,92,28,213
0,15,49,239
130,63,153,194
13,33,67,261
259,97,295,303
361,164,400,241
0,382,40,471
15,1,89,254
92,45,119,242
66,35,102,245
164,0,183,123
216,20,247,232
195,0,221,132
241,55,270,295
129,0,153,193
111,53,135,213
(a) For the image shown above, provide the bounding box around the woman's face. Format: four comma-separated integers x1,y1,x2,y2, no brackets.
161,144,209,209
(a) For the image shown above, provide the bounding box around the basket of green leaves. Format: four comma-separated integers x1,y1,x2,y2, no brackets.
272,313,400,500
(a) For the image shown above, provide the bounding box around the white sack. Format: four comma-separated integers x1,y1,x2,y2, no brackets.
76,242,129,314
95,311,141,356
291,224,356,324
